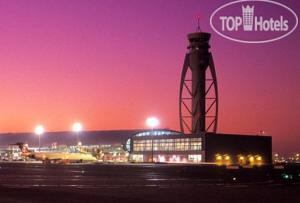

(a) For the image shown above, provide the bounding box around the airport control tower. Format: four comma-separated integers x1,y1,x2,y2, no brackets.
179,32,218,134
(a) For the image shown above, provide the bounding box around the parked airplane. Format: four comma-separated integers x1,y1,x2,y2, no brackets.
15,143,97,164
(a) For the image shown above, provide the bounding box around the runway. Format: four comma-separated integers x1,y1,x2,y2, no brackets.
0,162,299,202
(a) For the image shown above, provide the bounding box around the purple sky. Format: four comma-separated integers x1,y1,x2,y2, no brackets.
0,0,299,155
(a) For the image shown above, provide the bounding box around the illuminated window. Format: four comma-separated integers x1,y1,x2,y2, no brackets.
133,137,202,152
188,154,202,163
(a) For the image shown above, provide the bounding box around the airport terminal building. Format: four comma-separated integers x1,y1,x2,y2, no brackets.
126,130,272,165
0,129,272,165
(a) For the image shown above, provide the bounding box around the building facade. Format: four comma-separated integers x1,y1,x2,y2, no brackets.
126,130,272,165
126,130,203,163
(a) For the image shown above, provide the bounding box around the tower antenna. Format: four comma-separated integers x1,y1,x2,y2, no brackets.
196,15,202,32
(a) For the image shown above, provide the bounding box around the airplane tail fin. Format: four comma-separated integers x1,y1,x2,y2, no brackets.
15,142,30,153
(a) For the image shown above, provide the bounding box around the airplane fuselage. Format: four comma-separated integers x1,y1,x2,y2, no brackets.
23,151,97,163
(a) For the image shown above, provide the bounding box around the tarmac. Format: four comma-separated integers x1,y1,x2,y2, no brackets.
0,162,299,203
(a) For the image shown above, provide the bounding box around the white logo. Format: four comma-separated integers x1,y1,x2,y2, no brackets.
219,4,288,32
242,5,254,31
210,0,298,43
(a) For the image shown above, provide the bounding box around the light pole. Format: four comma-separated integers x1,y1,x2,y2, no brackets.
35,125,44,151
146,117,159,163
72,122,83,146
